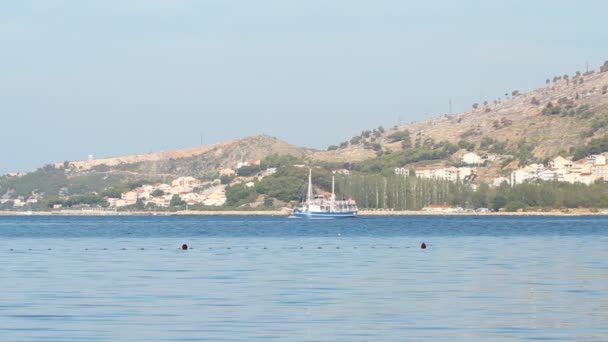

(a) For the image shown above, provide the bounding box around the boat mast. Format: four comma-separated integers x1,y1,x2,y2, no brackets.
307,167,313,204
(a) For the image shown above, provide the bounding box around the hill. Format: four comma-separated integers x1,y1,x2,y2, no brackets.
57,134,314,179
0,135,314,202
324,61,608,178
2,60,608,211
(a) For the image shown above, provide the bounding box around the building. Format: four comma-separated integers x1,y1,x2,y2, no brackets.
492,177,510,187
394,167,409,176
334,169,351,176
220,168,236,177
414,167,434,178
549,156,572,169
510,169,532,185
587,154,607,165
462,152,482,165
592,163,608,180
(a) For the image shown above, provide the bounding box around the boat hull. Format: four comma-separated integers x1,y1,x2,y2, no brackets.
292,210,357,219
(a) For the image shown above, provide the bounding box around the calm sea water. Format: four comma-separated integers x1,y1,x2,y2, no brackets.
1,216,607,341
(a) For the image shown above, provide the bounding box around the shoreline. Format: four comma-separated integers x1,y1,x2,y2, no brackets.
0,209,606,217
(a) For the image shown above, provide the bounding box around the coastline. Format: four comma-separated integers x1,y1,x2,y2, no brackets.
0,209,607,217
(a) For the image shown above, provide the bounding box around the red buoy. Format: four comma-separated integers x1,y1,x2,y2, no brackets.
181,244,188,250
421,242,427,249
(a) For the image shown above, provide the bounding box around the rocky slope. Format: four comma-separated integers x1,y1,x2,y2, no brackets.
328,63,608,163
59,135,315,180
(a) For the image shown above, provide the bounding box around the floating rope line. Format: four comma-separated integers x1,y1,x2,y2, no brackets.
4,244,427,252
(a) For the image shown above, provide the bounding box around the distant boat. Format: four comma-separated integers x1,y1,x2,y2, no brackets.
291,168,358,219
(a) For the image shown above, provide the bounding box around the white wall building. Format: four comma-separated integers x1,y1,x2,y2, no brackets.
462,152,482,165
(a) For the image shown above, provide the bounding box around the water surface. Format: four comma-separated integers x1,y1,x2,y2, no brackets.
1,216,607,341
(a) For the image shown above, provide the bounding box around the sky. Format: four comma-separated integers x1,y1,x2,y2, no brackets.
1,0,607,174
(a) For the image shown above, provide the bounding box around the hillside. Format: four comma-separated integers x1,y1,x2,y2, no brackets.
2,61,608,211
323,62,608,175
0,135,315,202
59,134,314,179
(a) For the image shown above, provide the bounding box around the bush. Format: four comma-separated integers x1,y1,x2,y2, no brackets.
542,102,561,115
387,130,411,143
505,201,525,212
350,136,362,145
170,195,186,207
236,165,261,177
151,189,165,197
220,175,235,185
573,136,608,160
225,183,257,207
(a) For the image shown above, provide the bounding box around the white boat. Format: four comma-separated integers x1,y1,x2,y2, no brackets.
291,168,358,219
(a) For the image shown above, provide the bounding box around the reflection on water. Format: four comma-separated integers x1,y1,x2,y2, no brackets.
0,216,607,341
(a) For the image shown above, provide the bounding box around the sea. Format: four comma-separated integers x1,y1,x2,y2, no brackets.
1,215,607,341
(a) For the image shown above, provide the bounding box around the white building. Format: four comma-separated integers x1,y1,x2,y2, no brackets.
462,152,482,165
394,167,409,176
492,177,510,187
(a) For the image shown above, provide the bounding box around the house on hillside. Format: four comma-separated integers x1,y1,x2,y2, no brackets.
492,177,510,187
462,152,482,165
394,167,409,177
334,169,351,176
549,156,572,169
414,167,434,178
220,168,236,177
171,177,201,191
592,163,608,180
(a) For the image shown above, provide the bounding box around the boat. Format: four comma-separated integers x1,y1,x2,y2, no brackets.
291,168,358,219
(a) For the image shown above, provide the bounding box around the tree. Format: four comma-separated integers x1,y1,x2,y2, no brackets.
170,195,186,207
101,186,125,199
237,164,260,177
327,145,338,151
151,189,164,197
492,195,507,211
220,175,235,184
135,198,145,210
387,130,411,143
263,197,274,207
472,103,479,110
226,183,257,207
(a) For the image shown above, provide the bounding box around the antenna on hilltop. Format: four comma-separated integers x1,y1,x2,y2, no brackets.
586,61,589,73
449,98,452,115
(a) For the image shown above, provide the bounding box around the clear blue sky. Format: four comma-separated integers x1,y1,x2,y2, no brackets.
1,0,607,174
